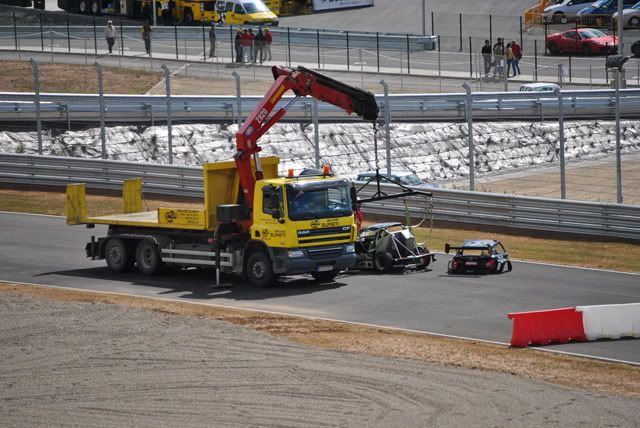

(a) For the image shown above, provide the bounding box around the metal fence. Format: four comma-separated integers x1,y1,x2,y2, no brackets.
2,153,639,241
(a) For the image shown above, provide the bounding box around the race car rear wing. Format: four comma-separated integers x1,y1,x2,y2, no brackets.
444,243,493,253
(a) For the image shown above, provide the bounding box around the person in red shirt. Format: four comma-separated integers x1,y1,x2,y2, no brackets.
264,27,273,61
248,28,256,62
240,29,251,63
511,40,522,76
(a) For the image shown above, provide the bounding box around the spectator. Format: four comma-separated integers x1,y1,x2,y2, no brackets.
141,21,152,55
481,39,491,79
105,20,117,54
248,28,256,62
511,39,522,76
506,42,514,78
234,28,243,63
168,0,176,25
254,28,266,64
209,22,216,58
264,27,272,61
241,28,251,63
141,0,152,23
492,37,504,78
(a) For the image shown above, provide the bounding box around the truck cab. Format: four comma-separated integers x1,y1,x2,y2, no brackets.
214,0,279,26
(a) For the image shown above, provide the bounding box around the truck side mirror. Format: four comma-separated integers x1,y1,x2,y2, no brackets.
444,243,450,254
350,185,358,211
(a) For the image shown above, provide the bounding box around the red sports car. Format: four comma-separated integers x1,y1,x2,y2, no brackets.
546,28,618,55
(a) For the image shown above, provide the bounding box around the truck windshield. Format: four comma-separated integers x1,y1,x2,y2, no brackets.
244,2,269,13
286,182,352,221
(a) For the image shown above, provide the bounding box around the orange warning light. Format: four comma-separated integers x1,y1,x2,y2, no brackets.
288,168,295,177
322,164,331,175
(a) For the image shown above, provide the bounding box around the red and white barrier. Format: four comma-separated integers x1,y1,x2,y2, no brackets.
576,303,640,341
508,303,640,347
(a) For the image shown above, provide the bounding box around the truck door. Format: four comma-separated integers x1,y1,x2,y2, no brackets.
254,185,287,248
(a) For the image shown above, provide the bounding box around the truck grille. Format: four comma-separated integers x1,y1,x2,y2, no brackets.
307,246,343,260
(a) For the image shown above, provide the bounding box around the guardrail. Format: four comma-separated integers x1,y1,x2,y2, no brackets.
2,88,640,123
2,153,638,241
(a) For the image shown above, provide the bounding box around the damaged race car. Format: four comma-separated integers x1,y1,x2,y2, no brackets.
356,222,436,272
445,239,512,274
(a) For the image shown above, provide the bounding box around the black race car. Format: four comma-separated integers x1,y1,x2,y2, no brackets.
445,239,512,274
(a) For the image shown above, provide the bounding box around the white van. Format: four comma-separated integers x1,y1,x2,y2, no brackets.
544,0,595,22
215,0,279,26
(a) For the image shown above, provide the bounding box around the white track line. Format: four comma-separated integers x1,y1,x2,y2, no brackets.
2,279,638,367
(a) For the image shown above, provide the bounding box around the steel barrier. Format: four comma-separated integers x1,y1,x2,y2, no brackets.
2,153,639,240
2,88,640,123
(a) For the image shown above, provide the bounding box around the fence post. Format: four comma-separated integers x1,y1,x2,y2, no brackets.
459,13,463,52
437,34,442,92
431,11,434,36
93,16,97,54
376,32,380,72
229,25,233,61
13,12,18,51
161,65,173,165
232,70,241,126
406,34,410,74
67,15,71,52
30,59,42,155
95,62,106,159
202,22,206,60
534,40,538,81
175,24,178,59
317,29,321,69
313,99,320,168
462,83,474,191
422,0,426,35
615,69,623,203
346,30,350,70
287,27,291,67
554,87,566,199
569,55,572,83
40,13,44,51
489,14,492,45
380,80,391,176
519,15,523,49
469,37,472,78
120,19,124,55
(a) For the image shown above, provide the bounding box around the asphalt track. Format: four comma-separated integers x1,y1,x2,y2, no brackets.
1,211,638,363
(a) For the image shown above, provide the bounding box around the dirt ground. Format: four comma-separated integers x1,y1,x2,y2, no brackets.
1,283,639,427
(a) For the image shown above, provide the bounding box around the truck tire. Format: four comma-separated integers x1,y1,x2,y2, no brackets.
135,240,162,275
105,238,134,272
91,0,100,15
246,251,274,287
311,270,339,283
374,251,393,273
78,0,89,14
183,9,194,25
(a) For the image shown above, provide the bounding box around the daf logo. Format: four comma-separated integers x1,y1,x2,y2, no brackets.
310,220,320,228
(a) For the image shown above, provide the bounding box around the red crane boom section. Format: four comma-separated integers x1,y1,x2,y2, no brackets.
234,65,379,208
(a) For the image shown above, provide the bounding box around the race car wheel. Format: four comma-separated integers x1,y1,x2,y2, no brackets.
311,270,339,283
630,17,640,27
581,44,591,56
547,42,560,56
374,251,393,273
506,261,513,272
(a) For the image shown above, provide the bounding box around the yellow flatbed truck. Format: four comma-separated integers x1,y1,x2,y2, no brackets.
66,65,379,286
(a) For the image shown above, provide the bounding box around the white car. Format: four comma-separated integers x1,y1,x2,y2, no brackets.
544,0,596,23
612,1,640,27
519,83,561,92
355,171,438,189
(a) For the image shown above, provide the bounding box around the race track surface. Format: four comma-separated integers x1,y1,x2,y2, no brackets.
1,212,638,363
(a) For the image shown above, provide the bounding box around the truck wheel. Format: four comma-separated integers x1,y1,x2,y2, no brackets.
311,270,339,283
91,0,100,15
246,251,274,287
105,238,134,272
374,251,393,273
78,0,89,13
135,240,162,275
184,9,194,25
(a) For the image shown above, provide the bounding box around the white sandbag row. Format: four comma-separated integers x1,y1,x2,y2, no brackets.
576,303,640,341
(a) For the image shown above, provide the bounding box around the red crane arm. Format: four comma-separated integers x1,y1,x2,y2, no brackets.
234,65,379,208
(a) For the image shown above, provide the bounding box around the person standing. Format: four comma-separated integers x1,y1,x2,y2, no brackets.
254,28,265,64
234,28,243,63
105,20,117,54
511,39,522,76
241,28,251,63
481,39,491,79
208,22,216,58
492,38,504,78
264,27,272,61
248,28,256,62
505,42,514,78
141,21,152,55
